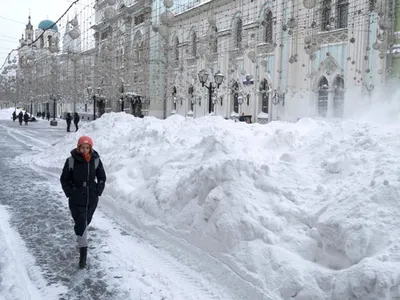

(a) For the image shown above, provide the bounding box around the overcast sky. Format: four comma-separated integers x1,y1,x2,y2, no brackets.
0,0,77,69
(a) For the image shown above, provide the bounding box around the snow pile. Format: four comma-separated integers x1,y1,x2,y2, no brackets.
0,107,25,120
23,111,400,299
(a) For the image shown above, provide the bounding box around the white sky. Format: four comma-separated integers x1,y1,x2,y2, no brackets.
0,0,77,69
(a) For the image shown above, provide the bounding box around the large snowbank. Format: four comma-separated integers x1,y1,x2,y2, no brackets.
20,109,400,299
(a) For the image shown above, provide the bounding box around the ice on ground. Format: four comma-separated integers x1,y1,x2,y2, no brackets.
16,105,400,299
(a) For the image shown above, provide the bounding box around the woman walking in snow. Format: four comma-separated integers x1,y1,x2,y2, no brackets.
60,136,106,269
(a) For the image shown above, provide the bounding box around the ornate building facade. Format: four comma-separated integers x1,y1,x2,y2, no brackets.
17,16,60,116
91,0,152,117
153,0,392,122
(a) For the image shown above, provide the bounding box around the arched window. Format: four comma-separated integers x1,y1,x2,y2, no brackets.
234,17,242,49
333,76,345,117
139,41,144,62
336,0,348,29
321,0,331,31
212,25,218,53
318,76,329,117
133,31,142,62
264,10,273,43
174,36,179,62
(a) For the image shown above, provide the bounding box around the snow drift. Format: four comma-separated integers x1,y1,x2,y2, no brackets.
18,108,400,299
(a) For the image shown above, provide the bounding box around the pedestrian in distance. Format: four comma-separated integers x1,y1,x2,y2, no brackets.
18,111,23,125
23,111,29,125
66,113,72,132
60,136,106,269
73,112,80,132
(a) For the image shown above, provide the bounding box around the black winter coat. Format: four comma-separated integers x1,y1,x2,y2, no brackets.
60,149,106,206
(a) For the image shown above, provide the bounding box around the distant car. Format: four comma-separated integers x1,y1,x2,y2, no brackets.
28,117,37,122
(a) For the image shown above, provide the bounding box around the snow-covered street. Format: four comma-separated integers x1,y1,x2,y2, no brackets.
0,114,233,300
2,107,400,300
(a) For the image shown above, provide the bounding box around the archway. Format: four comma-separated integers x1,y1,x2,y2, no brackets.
318,76,329,117
333,76,345,117
130,96,142,117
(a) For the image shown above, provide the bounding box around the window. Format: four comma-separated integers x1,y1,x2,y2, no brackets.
369,0,376,11
333,77,344,117
136,42,144,62
235,18,242,49
318,76,329,117
133,31,142,62
212,25,218,53
188,85,194,111
174,37,179,62
265,10,273,43
101,31,108,40
336,0,348,29
260,78,269,113
191,32,197,57
321,0,331,31
134,14,145,25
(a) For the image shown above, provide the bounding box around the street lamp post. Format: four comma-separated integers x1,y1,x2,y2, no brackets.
49,94,59,126
92,95,96,120
119,83,124,112
87,85,102,120
198,70,224,114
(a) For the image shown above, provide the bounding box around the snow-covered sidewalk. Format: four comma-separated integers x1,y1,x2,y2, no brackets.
0,205,57,300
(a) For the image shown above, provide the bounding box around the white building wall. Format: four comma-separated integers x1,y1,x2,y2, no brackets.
157,0,387,122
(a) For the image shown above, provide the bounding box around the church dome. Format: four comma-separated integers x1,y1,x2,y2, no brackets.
38,20,58,32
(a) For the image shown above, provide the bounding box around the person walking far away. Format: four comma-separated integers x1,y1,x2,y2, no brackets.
23,111,29,125
12,111,16,122
66,113,72,132
73,112,80,131
18,111,23,126
60,136,106,269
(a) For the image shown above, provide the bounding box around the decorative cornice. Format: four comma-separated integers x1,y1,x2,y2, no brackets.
172,0,233,22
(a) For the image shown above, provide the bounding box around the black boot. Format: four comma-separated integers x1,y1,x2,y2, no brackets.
79,247,88,269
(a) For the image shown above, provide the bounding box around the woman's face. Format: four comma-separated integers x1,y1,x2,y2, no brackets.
79,144,91,154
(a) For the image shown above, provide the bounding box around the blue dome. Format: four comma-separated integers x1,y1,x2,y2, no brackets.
38,20,58,32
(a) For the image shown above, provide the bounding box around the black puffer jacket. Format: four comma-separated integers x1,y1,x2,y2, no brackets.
60,149,106,206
